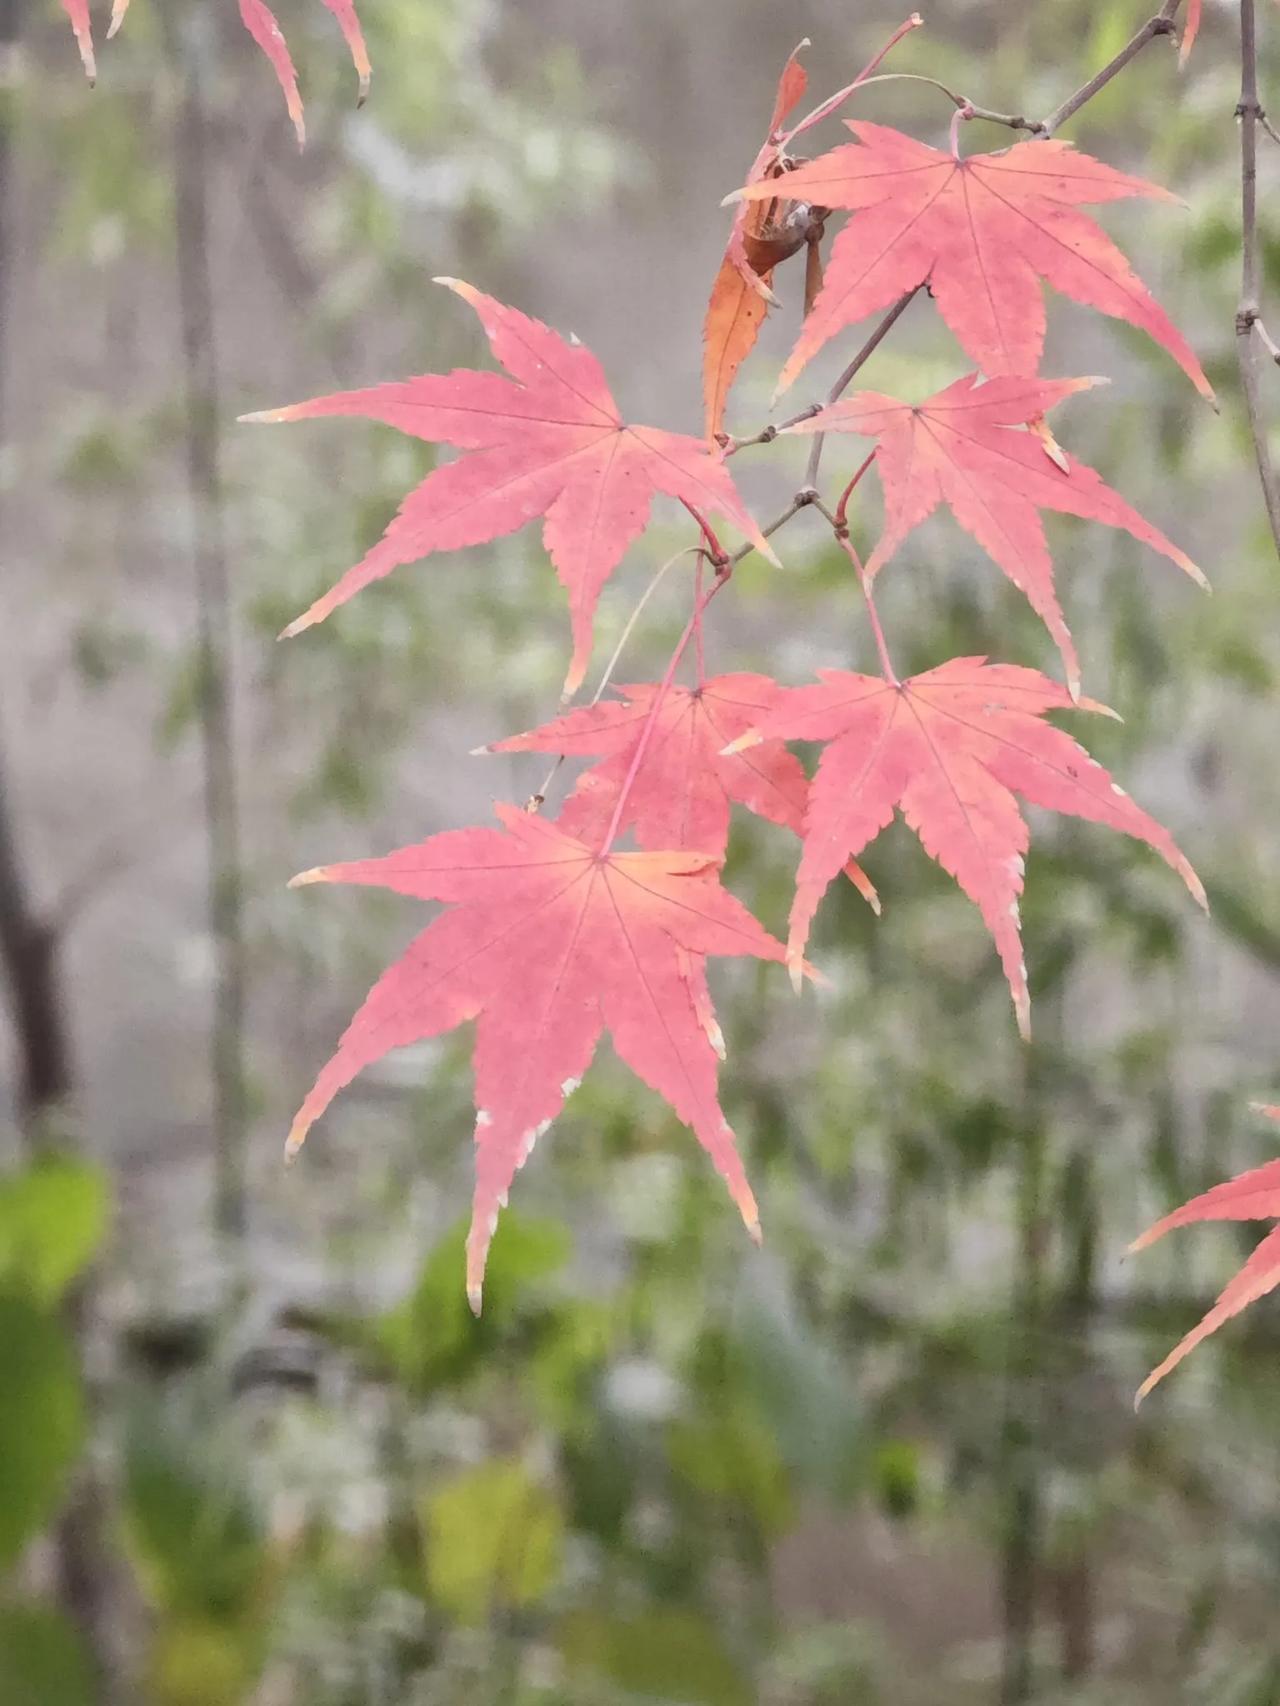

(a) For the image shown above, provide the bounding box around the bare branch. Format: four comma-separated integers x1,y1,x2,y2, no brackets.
803,289,919,490
1040,2,1183,137
1237,0,1280,559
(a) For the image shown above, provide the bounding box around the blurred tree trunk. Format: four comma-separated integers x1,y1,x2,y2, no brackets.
0,12,119,1695
998,1116,1047,1706
170,7,249,1256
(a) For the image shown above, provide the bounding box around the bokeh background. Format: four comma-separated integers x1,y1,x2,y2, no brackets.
4,0,1280,1700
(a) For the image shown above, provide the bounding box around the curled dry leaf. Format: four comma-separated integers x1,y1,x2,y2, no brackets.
787,372,1206,697
243,281,773,696
702,40,812,440
1132,1106,1280,1403
729,122,1213,403
728,658,1204,1030
286,805,788,1309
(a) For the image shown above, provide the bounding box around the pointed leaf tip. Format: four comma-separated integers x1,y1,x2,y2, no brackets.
287,867,329,888
467,1284,483,1317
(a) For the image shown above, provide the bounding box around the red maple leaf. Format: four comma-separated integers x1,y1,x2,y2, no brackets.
243,280,774,696
286,804,787,1307
60,0,95,82
1181,0,1202,65
1132,1106,1280,1403
728,122,1213,402
786,373,1206,696
729,658,1205,1034
80,0,370,144
483,673,880,910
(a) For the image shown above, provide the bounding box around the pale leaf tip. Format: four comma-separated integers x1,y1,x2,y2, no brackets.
747,1218,764,1248
1249,1100,1280,1120
720,190,747,208
786,953,805,995
469,742,495,756
433,276,474,304
721,730,760,756
288,866,329,888
467,1283,483,1318
237,408,284,424
284,1121,309,1163
1185,560,1210,593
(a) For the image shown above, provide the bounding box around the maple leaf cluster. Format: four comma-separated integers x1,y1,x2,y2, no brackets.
247,26,1215,1314
61,0,369,143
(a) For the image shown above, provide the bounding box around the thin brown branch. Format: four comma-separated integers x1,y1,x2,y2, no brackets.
1039,2,1182,137
802,289,918,491
852,73,1046,134
1237,0,1280,559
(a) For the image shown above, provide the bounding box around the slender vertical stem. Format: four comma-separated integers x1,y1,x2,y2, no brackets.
803,291,917,492
832,527,899,685
679,498,728,568
692,553,706,688
834,450,878,530
1237,0,1280,559
172,17,249,1249
597,574,733,859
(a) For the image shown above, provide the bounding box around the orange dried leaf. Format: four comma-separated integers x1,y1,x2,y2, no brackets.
702,40,811,438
